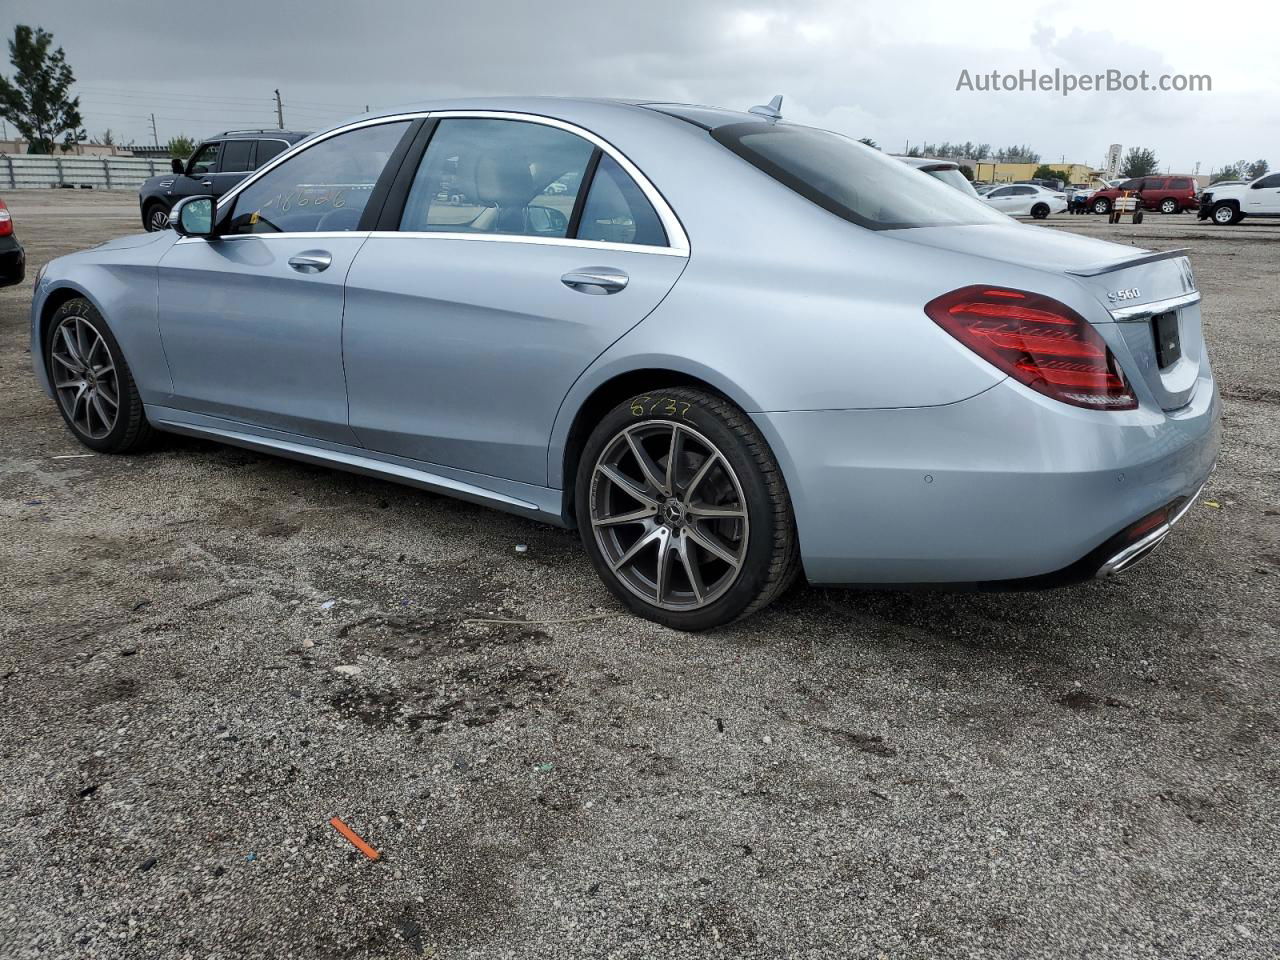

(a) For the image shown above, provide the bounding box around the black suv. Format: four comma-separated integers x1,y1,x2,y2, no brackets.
138,129,311,231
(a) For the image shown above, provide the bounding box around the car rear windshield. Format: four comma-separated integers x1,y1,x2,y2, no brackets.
710,122,1008,230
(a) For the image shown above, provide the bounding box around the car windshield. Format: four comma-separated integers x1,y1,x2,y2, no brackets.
711,122,1008,230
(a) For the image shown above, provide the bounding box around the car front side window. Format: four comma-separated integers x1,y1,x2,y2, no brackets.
188,142,221,175
399,118,595,238
224,121,411,235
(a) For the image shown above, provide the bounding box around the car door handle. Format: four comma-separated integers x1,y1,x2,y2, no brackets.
288,251,333,274
561,268,628,295
200,180,213,187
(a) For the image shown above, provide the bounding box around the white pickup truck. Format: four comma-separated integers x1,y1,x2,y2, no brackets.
1198,173,1280,224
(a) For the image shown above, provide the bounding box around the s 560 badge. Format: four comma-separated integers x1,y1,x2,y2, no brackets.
1107,287,1142,303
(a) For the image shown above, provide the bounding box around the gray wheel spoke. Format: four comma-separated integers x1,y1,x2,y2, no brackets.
686,503,746,520
597,464,659,509
53,376,83,390
95,382,119,409
592,504,657,528
90,391,112,429
625,432,669,496
654,534,674,603
676,533,705,604
59,326,84,368
52,352,82,374
665,424,685,493
686,524,742,570
683,452,720,501
610,526,662,572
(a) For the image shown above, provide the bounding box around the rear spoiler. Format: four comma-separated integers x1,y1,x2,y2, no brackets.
1066,247,1190,278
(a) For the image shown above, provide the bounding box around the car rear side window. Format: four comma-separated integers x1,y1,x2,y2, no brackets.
255,140,288,168
220,139,254,173
225,121,411,235
576,155,666,247
1169,178,1191,189
710,122,1007,230
399,118,595,238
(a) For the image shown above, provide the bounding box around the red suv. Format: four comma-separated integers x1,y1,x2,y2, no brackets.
1087,176,1198,215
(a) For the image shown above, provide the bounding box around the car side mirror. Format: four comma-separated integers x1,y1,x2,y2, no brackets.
171,158,184,175
170,196,216,238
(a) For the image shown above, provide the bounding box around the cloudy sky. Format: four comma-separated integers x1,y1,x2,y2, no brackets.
2,0,1276,174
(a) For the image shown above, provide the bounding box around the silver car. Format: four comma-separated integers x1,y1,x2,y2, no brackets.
30,98,1219,630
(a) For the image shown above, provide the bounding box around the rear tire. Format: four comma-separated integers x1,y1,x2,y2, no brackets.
45,298,155,453
575,387,800,630
1030,203,1050,220
1160,198,1178,214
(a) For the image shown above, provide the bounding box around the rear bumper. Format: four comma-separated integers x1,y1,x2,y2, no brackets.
756,375,1221,586
0,237,24,287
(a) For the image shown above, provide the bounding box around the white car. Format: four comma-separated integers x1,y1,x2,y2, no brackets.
1199,173,1280,224
982,183,1068,219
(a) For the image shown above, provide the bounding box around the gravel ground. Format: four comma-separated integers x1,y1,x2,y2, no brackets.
1,195,1277,960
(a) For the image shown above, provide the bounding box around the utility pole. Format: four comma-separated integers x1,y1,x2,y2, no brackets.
149,113,159,147
275,89,284,130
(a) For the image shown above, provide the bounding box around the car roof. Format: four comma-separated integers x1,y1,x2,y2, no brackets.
209,129,311,142
356,96,768,131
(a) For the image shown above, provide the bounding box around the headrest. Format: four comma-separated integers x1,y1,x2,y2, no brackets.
475,153,533,207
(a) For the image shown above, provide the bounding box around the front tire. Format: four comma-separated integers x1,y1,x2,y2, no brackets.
1211,203,1242,225
45,298,155,453
143,202,170,232
575,387,799,630
1093,198,1111,215
1030,203,1050,219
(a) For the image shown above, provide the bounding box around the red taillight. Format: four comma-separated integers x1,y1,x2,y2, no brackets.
925,285,1137,410
0,199,11,237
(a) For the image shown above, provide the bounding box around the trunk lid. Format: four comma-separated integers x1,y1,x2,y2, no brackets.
901,222,1204,411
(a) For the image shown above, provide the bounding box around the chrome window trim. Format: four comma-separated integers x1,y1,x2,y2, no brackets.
1108,291,1201,321
365,230,686,257
213,109,690,256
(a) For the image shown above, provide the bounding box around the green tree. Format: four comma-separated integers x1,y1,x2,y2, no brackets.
1245,158,1270,179
995,144,1040,163
1212,164,1241,182
1031,164,1060,181
0,24,84,154
958,164,974,181
1120,147,1158,178
168,134,195,160
99,128,113,146
857,137,879,150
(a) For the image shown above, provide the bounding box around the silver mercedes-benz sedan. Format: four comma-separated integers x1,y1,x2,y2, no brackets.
30,97,1219,630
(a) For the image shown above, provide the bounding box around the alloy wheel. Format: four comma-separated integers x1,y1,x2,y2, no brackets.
50,315,120,440
148,207,169,231
589,421,749,611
